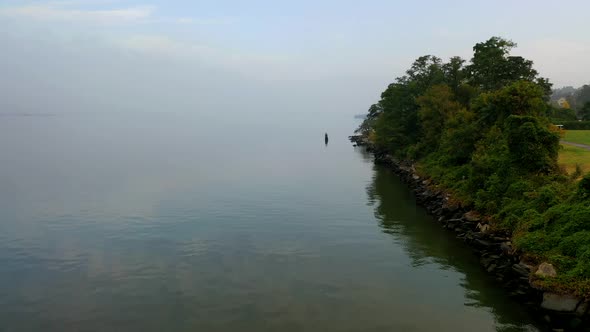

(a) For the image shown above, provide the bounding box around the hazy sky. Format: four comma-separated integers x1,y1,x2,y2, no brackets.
1,0,589,115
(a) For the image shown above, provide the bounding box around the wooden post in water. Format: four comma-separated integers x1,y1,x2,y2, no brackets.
325,132,329,146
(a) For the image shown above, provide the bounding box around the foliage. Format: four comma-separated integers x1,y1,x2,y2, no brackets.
580,102,590,121
545,104,577,122
504,115,560,174
465,37,551,96
355,36,590,295
415,85,462,155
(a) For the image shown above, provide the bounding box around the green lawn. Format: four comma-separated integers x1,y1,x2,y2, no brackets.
559,143,590,174
564,130,590,146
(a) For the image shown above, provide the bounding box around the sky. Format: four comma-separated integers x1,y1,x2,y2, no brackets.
1,0,589,115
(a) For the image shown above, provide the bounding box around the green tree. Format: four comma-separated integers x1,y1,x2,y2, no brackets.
576,85,590,107
545,105,578,122
580,102,590,121
405,55,445,93
355,104,382,135
439,109,478,165
374,55,445,156
472,80,547,129
416,85,462,154
466,37,550,95
442,56,466,93
504,115,560,174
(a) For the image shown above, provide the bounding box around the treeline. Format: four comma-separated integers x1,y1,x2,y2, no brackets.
552,85,590,120
357,37,590,295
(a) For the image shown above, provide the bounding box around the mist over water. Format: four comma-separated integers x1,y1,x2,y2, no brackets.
0,112,542,331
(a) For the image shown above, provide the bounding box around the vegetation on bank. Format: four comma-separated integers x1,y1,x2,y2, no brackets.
356,37,590,296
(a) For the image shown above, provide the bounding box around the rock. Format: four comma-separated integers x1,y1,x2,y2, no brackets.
442,203,459,214
541,293,580,312
480,257,494,268
471,232,484,239
477,223,491,233
474,239,492,249
463,211,481,222
512,263,531,277
535,262,557,278
452,212,463,220
487,264,497,273
500,242,513,255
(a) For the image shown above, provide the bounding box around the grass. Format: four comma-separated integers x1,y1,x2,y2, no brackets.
559,143,590,174
564,130,590,146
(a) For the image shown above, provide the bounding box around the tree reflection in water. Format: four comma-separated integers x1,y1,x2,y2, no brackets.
365,163,545,332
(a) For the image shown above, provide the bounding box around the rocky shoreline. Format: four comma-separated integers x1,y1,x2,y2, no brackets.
350,134,590,331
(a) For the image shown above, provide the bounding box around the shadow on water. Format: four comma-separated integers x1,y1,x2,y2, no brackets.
365,163,546,332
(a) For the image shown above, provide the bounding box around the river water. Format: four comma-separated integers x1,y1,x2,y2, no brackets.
0,112,542,331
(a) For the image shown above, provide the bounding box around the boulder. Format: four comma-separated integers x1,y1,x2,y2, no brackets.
474,239,492,249
541,293,580,312
487,264,497,273
535,262,557,278
500,242,513,255
477,223,491,233
512,263,532,277
463,211,481,222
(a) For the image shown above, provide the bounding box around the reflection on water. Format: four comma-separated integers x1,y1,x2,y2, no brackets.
0,114,544,331
366,164,543,332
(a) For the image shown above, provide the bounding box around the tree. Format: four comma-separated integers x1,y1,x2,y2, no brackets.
472,80,547,129
504,115,560,174
545,105,577,122
373,55,446,156
576,85,590,106
442,56,466,93
405,55,445,94
466,37,549,96
580,102,590,121
439,109,478,165
355,104,382,135
416,85,462,154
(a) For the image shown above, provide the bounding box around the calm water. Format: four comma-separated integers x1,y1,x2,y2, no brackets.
0,113,542,331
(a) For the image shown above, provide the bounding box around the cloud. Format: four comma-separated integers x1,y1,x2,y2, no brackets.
114,34,294,79
0,3,155,24
0,2,234,26
166,17,235,25
115,35,217,58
